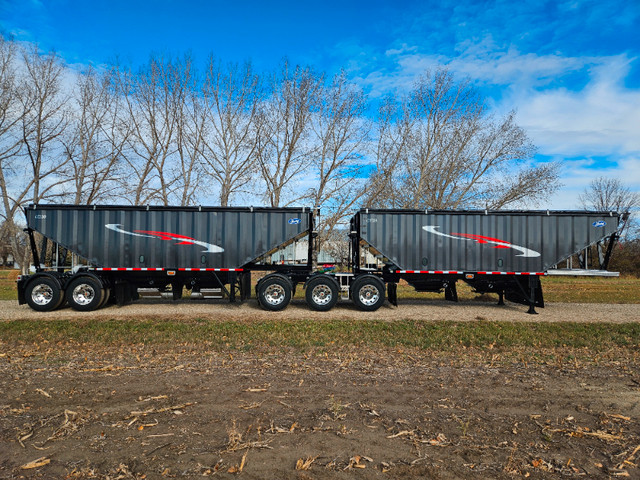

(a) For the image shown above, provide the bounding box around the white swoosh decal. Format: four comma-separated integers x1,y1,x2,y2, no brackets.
105,224,224,253
423,225,540,258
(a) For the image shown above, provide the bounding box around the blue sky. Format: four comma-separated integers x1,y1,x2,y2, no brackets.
1,0,639,209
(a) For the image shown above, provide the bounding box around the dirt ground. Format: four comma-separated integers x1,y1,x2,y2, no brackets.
1,299,640,479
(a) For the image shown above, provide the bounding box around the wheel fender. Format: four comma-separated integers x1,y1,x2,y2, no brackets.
349,274,384,297
27,272,65,291
304,273,339,290
65,272,105,290
255,273,292,296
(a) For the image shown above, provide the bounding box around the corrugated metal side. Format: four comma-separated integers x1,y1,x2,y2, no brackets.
357,210,620,272
26,205,311,269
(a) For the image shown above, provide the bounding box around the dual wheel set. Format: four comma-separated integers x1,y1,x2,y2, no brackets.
22,272,388,313
23,274,110,312
255,273,387,312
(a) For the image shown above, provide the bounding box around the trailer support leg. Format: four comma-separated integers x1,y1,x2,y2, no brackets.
497,290,505,306
229,272,237,303
527,277,538,315
445,283,458,302
210,272,232,301
171,282,183,301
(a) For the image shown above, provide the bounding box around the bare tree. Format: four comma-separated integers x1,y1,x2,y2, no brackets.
174,73,207,206
256,61,322,207
62,67,129,204
367,69,560,210
200,59,262,206
0,36,26,270
117,55,193,205
364,95,413,208
18,44,70,204
0,40,69,271
306,71,369,263
579,176,639,238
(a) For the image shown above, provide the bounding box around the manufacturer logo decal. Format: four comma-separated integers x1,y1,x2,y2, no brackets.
288,218,301,225
592,220,606,227
423,226,541,258
105,224,224,253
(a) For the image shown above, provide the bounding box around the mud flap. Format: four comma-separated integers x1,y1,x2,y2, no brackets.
240,272,251,300
115,281,131,306
387,282,398,306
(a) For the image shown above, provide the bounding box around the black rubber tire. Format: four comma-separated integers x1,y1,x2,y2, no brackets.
305,276,339,312
351,275,386,311
25,276,64,312
257,274,292,311
97,287,111,309
66,276,104,311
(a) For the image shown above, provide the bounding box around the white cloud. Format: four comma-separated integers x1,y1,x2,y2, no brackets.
350,38,640,210
545,154,640,209
512,55,640,155
355,35,601,94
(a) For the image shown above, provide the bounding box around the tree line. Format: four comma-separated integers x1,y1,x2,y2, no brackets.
0,35,561,271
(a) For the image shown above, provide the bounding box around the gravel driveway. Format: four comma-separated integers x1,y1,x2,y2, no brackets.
2,298,639,322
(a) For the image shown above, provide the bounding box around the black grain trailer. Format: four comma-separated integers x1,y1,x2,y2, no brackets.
346,209,623,313
17,204,319,312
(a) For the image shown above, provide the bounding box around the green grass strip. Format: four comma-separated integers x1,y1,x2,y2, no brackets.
1,319,639,351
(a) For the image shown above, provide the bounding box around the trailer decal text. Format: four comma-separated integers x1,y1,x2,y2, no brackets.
105,224,224,253
422,225,540,258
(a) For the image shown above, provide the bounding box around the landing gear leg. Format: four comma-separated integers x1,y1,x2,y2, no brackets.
526,278,538,314
444,282,458,302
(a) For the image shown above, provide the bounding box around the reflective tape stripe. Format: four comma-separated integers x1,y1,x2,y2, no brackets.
396,270,463,274
178,268,244,272
477,271,546,276
89,267,243,272
396,270,545,276
91,267,164,271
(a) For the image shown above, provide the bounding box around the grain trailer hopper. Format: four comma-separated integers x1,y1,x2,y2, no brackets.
17,204,317,312
347,209,623,313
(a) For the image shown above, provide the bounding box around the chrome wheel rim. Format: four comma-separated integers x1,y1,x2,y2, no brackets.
72,283,96,306
264,284,285,306
311,284,332,306
31,284,54,306
358,284,380,307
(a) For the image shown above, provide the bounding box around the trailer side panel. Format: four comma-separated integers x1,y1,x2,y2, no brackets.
357,210,620,272
25,205,311,269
